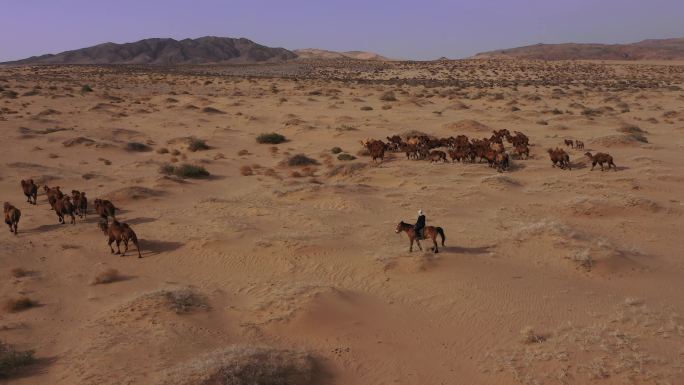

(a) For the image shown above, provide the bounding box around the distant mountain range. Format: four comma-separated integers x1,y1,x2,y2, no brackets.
7,36,684,65
4,36,391,65
473,38,684,61
5,37,296,65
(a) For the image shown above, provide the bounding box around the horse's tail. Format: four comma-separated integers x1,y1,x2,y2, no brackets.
437,227,446,246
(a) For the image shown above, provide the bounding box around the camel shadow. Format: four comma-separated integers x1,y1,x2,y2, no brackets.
124,217,156,225
24,223,64,233
139,239,184,257
9,355,58,380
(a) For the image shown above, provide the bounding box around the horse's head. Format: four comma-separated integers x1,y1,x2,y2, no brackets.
395,221,406,233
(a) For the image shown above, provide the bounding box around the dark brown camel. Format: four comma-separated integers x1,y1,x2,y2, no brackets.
20,179,38,205
4,202,21,235
98,220,142,258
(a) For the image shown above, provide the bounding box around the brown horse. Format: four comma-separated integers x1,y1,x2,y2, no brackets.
395,221,446,253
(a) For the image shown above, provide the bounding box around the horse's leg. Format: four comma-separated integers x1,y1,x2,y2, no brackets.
416,240,422,251
409,237,413,252
115,239,122,255
432,235,439,253
122,239,129,256
108,237,115,254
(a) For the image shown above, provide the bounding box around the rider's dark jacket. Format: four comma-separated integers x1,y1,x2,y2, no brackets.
415,215,426,236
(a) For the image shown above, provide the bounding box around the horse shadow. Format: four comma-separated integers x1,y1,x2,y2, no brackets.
441,245,495,255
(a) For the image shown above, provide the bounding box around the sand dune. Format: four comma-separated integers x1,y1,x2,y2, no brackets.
1,59,683,384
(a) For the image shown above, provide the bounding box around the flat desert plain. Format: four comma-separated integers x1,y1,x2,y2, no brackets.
1,59,684,385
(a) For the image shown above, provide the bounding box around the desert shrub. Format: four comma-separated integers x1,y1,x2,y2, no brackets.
337,153,356,161
290,171,302,178
520,326,547,344
237,149,250,156
335,125,357,131
157,147,169,154
2,90,18,99
618,124,648,142
379,91,397,101
202,107,225,114
163,289,207,314
582,108,603,117
173,164,210,179
360,106,373,111
331,147,342,154
91,268,121,285
0,340,36,378
156,345,317,385
256,133,286,144
10,268,28,278
239,165,253,176
188,138,209,152
326,163,368,177
287,154,319,167
161,163,209,178
159,163,176,176
126,142,152,152
536,120,548,126
3,297,36,313
81,84,93,93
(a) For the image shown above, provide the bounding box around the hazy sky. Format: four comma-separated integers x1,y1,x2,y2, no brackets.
2,0,684,61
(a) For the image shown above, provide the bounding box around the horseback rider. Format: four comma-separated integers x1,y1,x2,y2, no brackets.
415,209,426,240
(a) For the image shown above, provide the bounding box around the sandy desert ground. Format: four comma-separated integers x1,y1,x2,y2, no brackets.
1,59,684,385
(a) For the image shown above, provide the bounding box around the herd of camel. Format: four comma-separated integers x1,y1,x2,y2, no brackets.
4,128,617,257
361,128,617,172
4,182,142,258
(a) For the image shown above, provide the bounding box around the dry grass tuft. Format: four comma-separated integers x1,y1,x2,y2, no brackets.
91,268,122,285
256,133,286,144
3,297,37,313
156,345,317,385
286,154,319,167
0,340,36,378
326,163,368,177
163,289,208,314
520,326,547,344
10,268,28,278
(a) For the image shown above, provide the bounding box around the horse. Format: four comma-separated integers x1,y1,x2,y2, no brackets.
395,221,446,253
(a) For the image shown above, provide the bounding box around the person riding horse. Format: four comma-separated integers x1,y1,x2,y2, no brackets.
415,209,426,240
